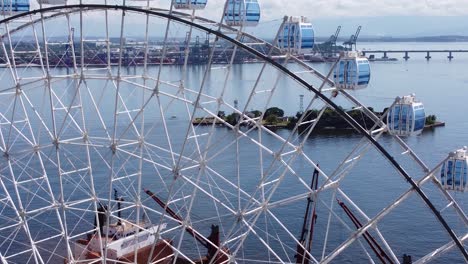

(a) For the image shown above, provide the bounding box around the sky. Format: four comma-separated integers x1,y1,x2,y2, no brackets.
28,0,468,39
194,0,468,19
192,0,468,37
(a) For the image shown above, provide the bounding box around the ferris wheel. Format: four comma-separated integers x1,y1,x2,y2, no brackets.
0,0,466,263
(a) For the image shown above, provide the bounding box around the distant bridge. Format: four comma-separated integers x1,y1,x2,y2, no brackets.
361,49,468,60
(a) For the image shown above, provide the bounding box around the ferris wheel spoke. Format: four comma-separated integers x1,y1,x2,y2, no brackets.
168,14,244,219
4,163,46,264
0,114,34,149
202,167,263,214
26,16,45,75
228,151,305,258
3,90,22,153
1,88,62,229
343,158,468,261
383,133,467,227
0,45,15,84
18,92,53,141
189,169,238,211
265,209,319,263
203,172,236,237
112,88,144,141
317,194,382,263
119,143,173,172
4,23,20,81
415,232,468,264
154,94,180,167
331,118,388,168
411,158,468,226
74,73,101,223
193,32,250,219
0,227,33,260
292,58,352,144
42,39,80,260
168,55,228,264
81,79,113,140
330,187,399,262
173,56,218,177
141,142,180,174
101,7,131,261
323,182,438,263
49,83,85,137
178,172,237,214
242,217,294,264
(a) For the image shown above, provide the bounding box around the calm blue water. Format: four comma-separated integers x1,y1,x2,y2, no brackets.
1,42,467,263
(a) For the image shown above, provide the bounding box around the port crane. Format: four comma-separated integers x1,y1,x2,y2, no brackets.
343,25,361,51
323,25,341,57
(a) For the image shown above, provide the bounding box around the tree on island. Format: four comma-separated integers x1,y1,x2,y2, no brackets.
265,115,279,125
265,107,284,118
426,114,437,125
225,113,240,126
217,111,226,118
250,110,262,118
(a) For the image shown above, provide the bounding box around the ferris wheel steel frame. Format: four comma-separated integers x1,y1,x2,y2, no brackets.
0,3,466,263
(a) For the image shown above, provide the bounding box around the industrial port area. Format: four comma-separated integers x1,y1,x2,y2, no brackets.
2,25,358,67
5,24,467,68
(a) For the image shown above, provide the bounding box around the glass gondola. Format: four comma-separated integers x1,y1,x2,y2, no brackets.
173,0,207,10
224,0,260,27
1,0,29,14
333,51,370,90
440,147,467,192
387,94,426,136
277,16,314,54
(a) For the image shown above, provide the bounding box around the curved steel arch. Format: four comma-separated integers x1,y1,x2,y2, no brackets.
1,4,466,261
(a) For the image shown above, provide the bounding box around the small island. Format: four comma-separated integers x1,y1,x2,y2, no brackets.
193,106,445,133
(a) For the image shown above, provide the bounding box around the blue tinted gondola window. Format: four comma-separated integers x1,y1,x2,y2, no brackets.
282,25,289,49
225,1,239,23
463,162,467,188
409,106,413,131
235,1,241,22
388,107,393,128
346,61,356,85
2,0,29,12
338,61,345,84
454,160,462,187
301,25,314,49
245,1,260,22
441,163,446,186
392,105,400,130
447,160,453,186
294,25,300,48
414,107,425,131
358,61,370,85
192,0,207,5
402,105,410,132
290,24,296,48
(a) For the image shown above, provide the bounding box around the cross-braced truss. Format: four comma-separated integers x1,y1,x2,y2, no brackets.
0,3,465,264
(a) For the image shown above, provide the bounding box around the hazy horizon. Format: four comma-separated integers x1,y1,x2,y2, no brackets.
15,0,468,41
